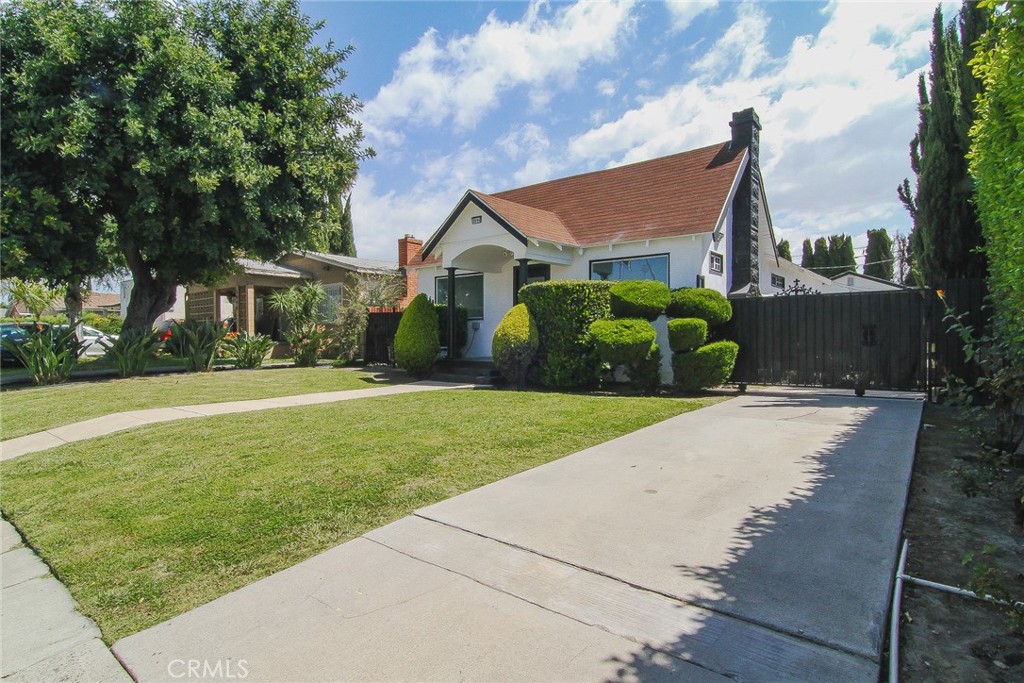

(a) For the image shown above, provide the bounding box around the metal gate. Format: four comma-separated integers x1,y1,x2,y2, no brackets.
718,280,987,392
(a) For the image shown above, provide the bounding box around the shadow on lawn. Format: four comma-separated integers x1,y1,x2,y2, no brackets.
603,394,917,682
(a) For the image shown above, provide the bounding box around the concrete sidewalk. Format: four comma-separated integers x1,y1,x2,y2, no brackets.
1,520,131,683
113,391,922,682
0,380,476,461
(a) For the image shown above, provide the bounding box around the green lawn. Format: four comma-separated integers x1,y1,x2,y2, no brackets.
1,389,720,642
0,367,389,440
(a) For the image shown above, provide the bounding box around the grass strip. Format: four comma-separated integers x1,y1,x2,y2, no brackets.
0,367,386,440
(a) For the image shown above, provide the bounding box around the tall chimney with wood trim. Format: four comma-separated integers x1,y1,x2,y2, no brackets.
729,108,762,297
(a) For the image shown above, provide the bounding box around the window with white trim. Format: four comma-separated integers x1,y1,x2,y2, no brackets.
709,252,724,274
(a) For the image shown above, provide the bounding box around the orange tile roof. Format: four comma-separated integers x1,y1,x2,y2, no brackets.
489,141,745,247
472,192,578,246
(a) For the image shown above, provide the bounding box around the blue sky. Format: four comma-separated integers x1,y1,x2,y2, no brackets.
300,1,949,267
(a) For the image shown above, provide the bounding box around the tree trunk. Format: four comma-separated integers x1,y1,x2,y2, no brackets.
122,248,179,334
64,282,85,336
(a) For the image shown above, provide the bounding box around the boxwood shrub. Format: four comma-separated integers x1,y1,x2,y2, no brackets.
394,293,439,377
666,288,733,326
492,304,539,388
629,342,663,394
518,280,612,388
667,317,708,353
589,318,656,366
673,340,739,391
609,280,670,321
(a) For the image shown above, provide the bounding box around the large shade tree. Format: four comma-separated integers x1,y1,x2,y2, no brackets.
1,0,119,329
1,0,371,333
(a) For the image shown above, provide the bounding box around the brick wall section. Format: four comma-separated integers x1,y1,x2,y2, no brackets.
185,289,215,321
397,235,422,309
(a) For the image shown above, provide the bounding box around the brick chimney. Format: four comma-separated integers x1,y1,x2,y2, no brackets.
729,108,762,297
397,235,422,309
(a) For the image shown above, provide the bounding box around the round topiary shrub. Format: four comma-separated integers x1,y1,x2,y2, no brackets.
666,288,732,326
672,340,739,391
629,342,663,394
394,293,439,377
589,318,657,367
492,304,539,388
609,280,670,321
668,317,708,353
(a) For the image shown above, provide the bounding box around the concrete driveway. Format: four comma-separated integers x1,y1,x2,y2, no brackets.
113,389,922,682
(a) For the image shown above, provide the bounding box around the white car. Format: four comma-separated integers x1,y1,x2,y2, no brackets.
78,325,118,356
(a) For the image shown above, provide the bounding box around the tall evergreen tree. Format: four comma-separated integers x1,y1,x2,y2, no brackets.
800,239,814,269
812,237,829,274
898,3,989,285
826,235,856,273
864,229,895,281
326,193,357,256
777,239,792,261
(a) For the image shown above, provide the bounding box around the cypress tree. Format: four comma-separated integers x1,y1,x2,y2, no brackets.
864,229,895,281
327,193,357,256
898,3,988,285
777,239,792,261
812,237,829,275
800,239,814,269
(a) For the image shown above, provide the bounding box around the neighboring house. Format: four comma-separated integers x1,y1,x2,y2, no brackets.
9,291,122,318
828,271,908,293
120,280,187,323
184,251,401,338
406,107,847,359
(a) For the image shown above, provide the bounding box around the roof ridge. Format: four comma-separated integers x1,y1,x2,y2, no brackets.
490,141,729,197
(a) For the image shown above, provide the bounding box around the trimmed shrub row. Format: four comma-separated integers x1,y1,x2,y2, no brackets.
589,318,657,366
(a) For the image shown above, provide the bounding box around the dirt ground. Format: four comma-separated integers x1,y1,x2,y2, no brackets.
898,403,1024,682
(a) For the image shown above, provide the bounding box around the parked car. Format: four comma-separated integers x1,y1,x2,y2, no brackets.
0,322,116,365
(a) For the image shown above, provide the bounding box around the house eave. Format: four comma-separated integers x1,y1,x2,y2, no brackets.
422,191,529,258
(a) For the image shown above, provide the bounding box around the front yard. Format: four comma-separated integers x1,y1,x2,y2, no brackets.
1,387,721,643
0,367,390,440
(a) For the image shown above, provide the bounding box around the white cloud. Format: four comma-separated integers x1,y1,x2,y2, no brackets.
566,1,934,248
664,0,718,33
597,78,617,97
362,0,636,144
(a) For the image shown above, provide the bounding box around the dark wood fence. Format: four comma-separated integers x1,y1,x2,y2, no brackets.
718,279,987,392
365,311,402,364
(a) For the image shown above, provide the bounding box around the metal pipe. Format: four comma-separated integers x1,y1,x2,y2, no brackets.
889,538,909,683
902,574,1024,608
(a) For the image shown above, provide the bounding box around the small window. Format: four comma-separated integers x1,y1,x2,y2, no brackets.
771,273,785,289
590,254,669,285
709,252,724,274
319,283,344,321
436,273,484,320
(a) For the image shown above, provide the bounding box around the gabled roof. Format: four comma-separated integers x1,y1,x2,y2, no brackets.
292,251,398,274
237,258,309,279
422,142,747,258
830,270,908,289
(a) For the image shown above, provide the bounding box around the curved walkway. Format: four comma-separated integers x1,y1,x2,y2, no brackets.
0,380,477,462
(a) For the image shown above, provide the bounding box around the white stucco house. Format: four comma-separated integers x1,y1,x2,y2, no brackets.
404,108,887,360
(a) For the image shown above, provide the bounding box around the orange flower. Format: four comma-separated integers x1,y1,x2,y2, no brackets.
936,289,946,300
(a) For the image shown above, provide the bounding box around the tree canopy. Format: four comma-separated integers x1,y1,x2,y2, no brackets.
969,1,1024,345
799,234,856,276
776,239,792,261
898,2,989,285
1,0,371,332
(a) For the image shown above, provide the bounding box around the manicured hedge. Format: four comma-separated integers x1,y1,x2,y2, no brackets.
395,294,439,377
629,342,663,394
667,318,708,353
589,318,656,366
518,280,612,388
673,340,739,391
492,304,539,388
666,288,732,326
609,280,670,321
